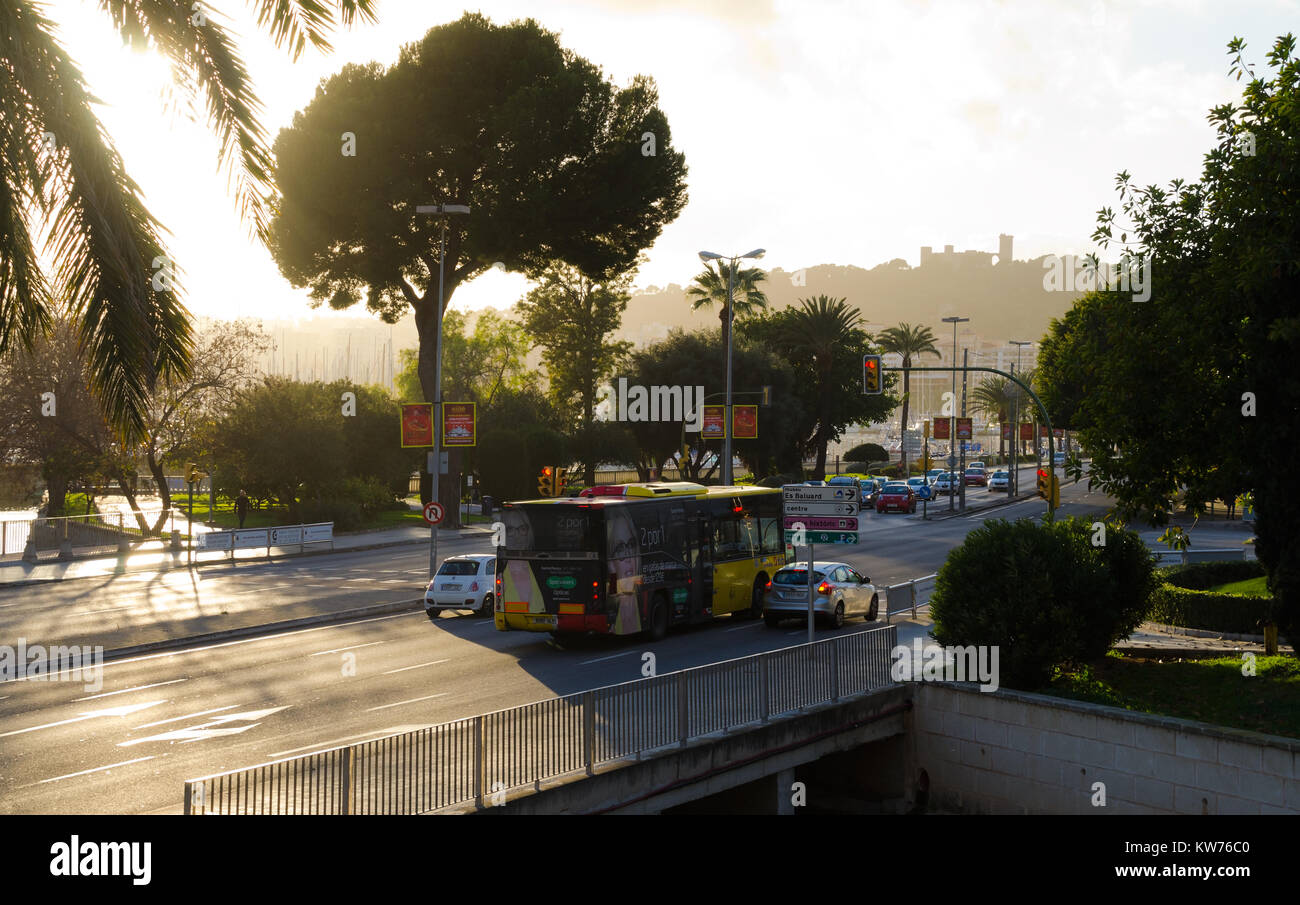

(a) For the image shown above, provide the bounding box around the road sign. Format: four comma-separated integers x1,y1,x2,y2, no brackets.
782,515,860,531
784,529,858,545
782,485,855,502
423,501,445,525
783,500,859,516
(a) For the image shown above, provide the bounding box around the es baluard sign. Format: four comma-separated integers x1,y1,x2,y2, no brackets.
400,403,476,448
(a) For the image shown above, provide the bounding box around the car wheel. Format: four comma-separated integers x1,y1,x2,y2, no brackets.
764,613,780,628
480,593,495,617
749,578,765,619
647,594,669,641
830,601,845,629
867,594,879,621
426,609,439,622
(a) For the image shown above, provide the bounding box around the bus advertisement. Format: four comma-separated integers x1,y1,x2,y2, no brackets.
495,483,786,640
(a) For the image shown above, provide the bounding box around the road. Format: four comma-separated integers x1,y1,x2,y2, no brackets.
0,472,1110,814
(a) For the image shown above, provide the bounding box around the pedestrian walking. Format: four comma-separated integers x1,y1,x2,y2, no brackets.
236,489,249,528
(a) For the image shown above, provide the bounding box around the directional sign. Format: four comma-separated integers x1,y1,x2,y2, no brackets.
783,516,860,531
423,501,445,525
784,529,858,545
782,485,855,502
783,500,859,516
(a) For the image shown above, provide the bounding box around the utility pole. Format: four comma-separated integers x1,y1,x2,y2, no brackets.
959,348,969,511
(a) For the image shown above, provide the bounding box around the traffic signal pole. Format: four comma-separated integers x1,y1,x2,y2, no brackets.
880,365,1058,521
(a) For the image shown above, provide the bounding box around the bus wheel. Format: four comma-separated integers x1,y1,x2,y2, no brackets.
648,595,669,641
748,578,766,619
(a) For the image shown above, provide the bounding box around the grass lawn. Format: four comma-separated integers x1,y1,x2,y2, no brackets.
171,493,492,532
1047,651,1300,739
1207,576,1270,596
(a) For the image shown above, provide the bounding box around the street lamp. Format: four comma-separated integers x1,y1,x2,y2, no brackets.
941,316,969,511
416,202,471,578
698,247,765,485
1010,340,1033,494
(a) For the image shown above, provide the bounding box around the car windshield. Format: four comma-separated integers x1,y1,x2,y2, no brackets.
436,560,479,576
883,485,909,493
965,468,981,475
774,569,826,585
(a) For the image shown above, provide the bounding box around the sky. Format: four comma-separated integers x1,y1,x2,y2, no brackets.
47,0,1300,322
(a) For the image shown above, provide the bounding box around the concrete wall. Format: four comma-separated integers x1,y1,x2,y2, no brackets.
911,683,1300,815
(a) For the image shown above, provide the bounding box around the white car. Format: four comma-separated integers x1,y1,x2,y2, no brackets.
425,554,496,618
987,470,1010,491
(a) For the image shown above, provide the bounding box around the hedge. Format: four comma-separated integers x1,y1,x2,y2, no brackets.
1146,560,1274,634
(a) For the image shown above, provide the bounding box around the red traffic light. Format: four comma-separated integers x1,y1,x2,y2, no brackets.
865,359,877,371
542,466,553,476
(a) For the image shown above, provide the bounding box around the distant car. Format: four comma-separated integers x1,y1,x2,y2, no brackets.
987,470,1010,491
1054,451,1066,466
876,483,916,513
425,554,496,618
906,476,934,501
763,561,879,629
926,468,946,482
964,467,988,487
862,478,886,505
968,461,986,473
803,480,826,486
933,472,961,495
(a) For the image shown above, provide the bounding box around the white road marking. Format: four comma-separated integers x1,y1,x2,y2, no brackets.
579,651,638,665
133,704,239,730
120,706,290,747
74,678,188,701
39,756,156,784
310,641,389,657
365,693,449,712
725,622,763,632
0,700,167,738
347,578,378,582
382,659,449,675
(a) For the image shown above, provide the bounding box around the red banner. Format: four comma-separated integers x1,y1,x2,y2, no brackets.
701,405,726,439
442,402,476,447
955,417,973,440
400,403,433,448
933,417,951,440
733,405,757,439
1020,422,1034,441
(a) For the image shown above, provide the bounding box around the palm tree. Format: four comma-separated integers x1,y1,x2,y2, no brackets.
969,374,1035,460
0,1,376,443
876,323,940,475
686,260,768,358
788,295,862,476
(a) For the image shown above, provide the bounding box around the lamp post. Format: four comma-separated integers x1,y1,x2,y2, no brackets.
698,247,765,485
941,316,969,511
1010,340,1033,494
416,202,471,579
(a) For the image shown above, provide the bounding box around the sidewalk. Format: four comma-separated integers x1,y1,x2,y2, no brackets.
0,520,495,589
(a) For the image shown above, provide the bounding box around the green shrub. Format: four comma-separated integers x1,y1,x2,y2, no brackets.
1157,560,1265,591
930,517,1157,689
299,500,363,532
756,473,802,488
1146,584,1274,634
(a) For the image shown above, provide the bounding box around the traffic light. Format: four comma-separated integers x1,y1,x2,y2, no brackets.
862,354,881,394
538,466,555,497
1036,468,1048,499
186,462,207,484
555,467,569,496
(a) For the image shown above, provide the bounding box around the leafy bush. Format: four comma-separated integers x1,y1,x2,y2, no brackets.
930,517,1158,689
1158,560,1265,591
844,443,888,463
756,473,802,488
298,500,363,532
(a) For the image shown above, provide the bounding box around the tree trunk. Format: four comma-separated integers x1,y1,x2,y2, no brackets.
44,470,68,516
146,449,172,535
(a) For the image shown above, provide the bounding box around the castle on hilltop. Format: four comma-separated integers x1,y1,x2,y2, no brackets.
919,234,1014,269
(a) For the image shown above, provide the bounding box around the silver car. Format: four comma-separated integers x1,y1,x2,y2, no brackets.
763,561,879,629
425,554,496,618
988,470,1010,491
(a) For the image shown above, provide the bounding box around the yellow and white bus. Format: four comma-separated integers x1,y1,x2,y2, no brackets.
494,482,786,640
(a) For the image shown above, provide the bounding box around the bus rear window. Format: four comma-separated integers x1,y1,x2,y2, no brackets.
501,507,596,553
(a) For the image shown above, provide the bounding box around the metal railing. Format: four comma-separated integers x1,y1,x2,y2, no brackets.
882,573,938,623
183,624,899,814
0,509,181,563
